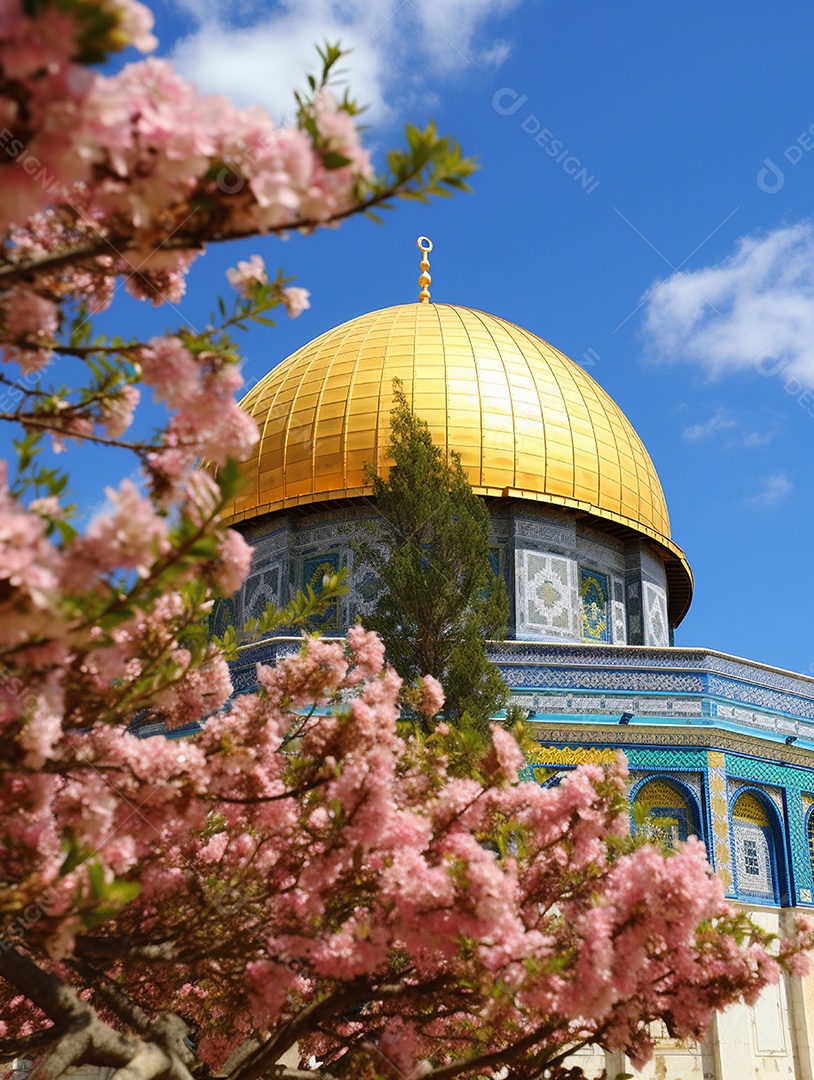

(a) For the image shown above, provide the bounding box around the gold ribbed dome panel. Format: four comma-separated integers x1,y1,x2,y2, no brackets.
226,303,692,619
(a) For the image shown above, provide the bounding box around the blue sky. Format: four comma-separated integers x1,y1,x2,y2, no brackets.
17,0,814,674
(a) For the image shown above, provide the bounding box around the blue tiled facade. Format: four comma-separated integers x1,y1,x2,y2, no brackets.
228,635,814,908
215,481,814,913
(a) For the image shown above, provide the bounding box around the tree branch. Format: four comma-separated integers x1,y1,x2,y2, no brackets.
0,1028,65,1064
0,944,194,1080
228,979,447,1080
0,179,424,288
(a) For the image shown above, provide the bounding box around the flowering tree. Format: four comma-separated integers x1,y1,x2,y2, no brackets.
0,3,812,1080
1,626,811,1080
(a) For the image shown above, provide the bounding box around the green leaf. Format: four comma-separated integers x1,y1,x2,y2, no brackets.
322,151,353,170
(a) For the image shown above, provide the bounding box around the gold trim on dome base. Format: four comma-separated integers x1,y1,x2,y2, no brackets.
223,302,693,622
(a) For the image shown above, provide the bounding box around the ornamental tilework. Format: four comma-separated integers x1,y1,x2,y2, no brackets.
520,690,706,717
520,692,639,714
301,552,340,628
514,517,575,548
352,569,382,615
733,822,776,901
580,568,610,643
725,755,813,790
641,545,667,587
708,674,814,720
576,533,625,574
629,770,704,805
643,581,669,647
533,745,618,766
633,779,694,846
731,790,771,825
244,563,281,621
611,577,626,645
788,791,812,902
209,597,236,638
531,724,814,770
728,780,785,821
501,665,705,693
520,551,577,636
707,751,734,894
488,641,814,700
488,646,814,721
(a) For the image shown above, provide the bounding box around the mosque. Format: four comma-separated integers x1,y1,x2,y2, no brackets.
212,238,814,1079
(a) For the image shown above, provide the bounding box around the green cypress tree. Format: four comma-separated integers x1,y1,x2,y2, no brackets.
360,380,509,731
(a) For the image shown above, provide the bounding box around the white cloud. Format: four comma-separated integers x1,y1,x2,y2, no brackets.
682,407,780,448
642,222,814,389
169,0,519,124
738,427,777,448
745,472,792,507
683,407,738,441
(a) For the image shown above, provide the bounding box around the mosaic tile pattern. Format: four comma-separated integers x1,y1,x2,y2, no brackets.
245,564,281,621
633,778,695,845
788,791,812,901
612,577,627,645
580,568,610,643
733,821,776,901
534,745,618,766
576,530,625,574
643,580,669,647
209,597,236,639
520,551,577,637
302,552,340,628
707,752,734,893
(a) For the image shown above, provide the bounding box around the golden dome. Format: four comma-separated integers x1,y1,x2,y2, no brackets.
226,303,693,624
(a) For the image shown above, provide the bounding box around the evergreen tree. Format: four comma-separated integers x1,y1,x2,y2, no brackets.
362,380,509,729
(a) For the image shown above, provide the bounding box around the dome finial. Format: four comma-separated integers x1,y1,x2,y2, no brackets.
416,236,433,303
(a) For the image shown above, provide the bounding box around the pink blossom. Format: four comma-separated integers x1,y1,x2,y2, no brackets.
211,529,253,596
346,625,386,682
226,255,267,298
0,477,64,645
417,673,445,717
488,724,526,781
100,385,140,438
0,288,59,372
2,288,58,340
282,286,311,318
80,478,169,575
138,336,200,410
107,0,158,52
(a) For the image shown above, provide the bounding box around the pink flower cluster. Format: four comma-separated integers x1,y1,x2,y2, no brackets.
0,464,64,646
0,4,372,260
226,255,268,298
0,287,59,373
2,620,809,1076
138,335,258,490
0,1,372,399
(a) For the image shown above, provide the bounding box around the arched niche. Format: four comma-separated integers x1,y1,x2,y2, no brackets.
730,788,786,905
631,776,702,848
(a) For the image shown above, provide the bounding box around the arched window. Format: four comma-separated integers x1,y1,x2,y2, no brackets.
732,791,779,903
807,807,814,881
633,778,698,848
